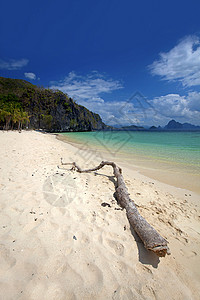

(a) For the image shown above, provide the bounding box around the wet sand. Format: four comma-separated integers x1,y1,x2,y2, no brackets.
57,133,200,194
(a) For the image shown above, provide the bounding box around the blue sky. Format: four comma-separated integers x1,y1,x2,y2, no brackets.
0,0,200,126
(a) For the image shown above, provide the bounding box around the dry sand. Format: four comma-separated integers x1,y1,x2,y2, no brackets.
0,130,200,300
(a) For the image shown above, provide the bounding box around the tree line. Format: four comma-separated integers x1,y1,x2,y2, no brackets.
0,94,30,130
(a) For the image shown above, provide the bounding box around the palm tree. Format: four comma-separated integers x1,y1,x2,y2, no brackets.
20,111,30,130
0,108,11,130
12,108,21,130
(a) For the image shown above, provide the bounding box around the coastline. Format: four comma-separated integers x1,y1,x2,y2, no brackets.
1,130,200,299
57,133,200,195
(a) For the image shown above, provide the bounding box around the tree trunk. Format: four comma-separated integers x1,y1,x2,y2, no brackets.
6,116,11,130
61,160,170,257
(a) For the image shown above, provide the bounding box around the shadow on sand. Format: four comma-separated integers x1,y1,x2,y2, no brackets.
130,226,160,268
58,167,161,268
94,171,160,268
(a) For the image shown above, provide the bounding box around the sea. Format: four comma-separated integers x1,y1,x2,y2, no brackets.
59,131,200,193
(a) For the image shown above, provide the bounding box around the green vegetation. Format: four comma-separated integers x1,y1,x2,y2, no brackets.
0,94,30,130
41,114,53,130
0,77,107,132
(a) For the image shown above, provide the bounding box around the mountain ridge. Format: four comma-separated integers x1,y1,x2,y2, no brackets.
164,119,200,131
117,120,200,131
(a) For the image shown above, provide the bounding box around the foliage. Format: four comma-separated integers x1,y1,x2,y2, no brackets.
0,93,30,130
41,114,53,130
0,77,107,131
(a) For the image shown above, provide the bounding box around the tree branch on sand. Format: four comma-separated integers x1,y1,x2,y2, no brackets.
61,159,170,257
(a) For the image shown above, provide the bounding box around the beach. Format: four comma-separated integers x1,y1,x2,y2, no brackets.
0,130,200,299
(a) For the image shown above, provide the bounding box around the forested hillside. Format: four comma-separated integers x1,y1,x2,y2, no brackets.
0,77,108,132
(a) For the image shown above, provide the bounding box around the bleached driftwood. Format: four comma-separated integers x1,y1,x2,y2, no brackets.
61,159,170,257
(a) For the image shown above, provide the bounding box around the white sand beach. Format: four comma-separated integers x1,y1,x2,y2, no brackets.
0,130,200,300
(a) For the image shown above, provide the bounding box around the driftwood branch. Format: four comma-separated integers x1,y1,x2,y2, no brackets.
61,159,170,257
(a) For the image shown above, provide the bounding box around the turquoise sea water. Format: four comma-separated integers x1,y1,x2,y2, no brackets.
60,131,200,176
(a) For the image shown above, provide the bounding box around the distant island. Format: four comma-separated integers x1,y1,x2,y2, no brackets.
163,119,200,131
121,125,145,131
119,120,200,131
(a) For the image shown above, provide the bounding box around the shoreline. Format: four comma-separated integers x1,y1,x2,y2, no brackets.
1,130,200,299
57,133,200,195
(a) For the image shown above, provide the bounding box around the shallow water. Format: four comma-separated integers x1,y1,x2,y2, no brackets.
61,131,200,170
59,131,200,193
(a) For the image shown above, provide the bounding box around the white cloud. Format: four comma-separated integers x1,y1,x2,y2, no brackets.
187,91,200,111
0,58,29,70
24,72,36,80
150,92,200,125
49,71,200,127
79,92,200,126
149,35,200,87
50,71,123,101
77,99,140,126
50,71,126,125
75,92,159,127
